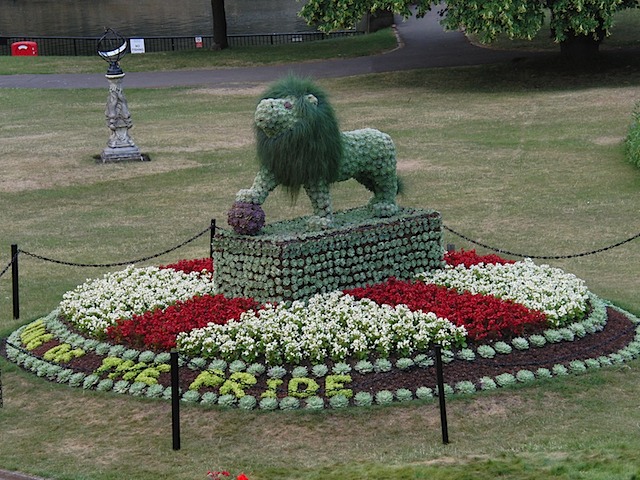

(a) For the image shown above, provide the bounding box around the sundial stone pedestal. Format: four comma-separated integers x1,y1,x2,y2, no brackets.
99,73,142,163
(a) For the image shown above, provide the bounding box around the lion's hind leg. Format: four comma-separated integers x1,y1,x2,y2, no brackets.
348,129,400,217
358,159,400,218
353,172,393,211
367,173,400,217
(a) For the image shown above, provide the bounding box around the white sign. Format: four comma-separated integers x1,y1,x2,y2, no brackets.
130,38,146,54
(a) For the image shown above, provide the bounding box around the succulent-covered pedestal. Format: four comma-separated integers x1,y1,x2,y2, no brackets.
214,207,443,303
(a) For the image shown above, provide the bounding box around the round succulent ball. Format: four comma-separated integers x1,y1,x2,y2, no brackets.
227,201,266,236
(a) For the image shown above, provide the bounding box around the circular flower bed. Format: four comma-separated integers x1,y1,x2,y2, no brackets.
4,250,640,410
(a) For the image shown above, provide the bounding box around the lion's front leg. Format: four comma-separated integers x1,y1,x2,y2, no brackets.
304,181,334,230
235,166,278,205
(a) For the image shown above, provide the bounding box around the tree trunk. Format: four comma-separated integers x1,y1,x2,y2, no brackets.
559,33,602,62
211,0,228,50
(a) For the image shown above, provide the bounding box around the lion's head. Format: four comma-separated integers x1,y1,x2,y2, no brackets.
255,76,343,197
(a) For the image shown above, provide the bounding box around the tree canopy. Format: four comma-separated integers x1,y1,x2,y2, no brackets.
299,0,639,56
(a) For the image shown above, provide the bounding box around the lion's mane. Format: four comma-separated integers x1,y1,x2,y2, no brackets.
255,76,343,197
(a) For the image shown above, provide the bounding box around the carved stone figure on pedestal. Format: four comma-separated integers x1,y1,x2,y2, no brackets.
99,73,142,163
96,28,143,163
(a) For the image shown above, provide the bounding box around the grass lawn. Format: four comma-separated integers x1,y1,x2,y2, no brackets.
1,34,640,480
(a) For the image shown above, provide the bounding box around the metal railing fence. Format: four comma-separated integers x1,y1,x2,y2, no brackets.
0,31,362,56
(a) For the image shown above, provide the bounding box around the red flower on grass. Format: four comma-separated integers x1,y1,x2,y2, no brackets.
207,471,249,480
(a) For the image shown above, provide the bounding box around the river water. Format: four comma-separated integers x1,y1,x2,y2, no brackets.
0,0,315,37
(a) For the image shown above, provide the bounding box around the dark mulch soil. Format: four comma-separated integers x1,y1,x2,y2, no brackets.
2,307,636,398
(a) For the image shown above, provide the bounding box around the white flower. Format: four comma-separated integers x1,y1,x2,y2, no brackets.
59,265,216,335
177,291,466,363
416,258,589,327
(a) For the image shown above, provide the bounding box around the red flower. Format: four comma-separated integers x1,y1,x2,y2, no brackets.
444,248,514,268
106,294,259,351
236,475,249,480
206,471,232,480
159,257,214,274
345,277,546,342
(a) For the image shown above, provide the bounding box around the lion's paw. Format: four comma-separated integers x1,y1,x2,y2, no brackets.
306,216,334,230
370,203,399,217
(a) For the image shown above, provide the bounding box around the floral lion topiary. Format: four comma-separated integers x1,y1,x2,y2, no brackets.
230,75,402,233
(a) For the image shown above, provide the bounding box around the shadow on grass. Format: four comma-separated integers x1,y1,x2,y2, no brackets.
363,47,640,94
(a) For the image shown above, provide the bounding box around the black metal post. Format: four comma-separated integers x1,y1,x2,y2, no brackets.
209,218,216,260
170,349,181,451
434,345,449,444
11,244,19,320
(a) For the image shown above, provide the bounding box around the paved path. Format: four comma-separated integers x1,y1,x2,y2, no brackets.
0,470,49,480
0,8,532,90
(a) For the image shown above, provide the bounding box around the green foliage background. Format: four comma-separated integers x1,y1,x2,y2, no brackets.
300,0,640,47
626,102,640,167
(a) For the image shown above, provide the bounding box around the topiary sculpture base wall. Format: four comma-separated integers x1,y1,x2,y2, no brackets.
213,207,444,303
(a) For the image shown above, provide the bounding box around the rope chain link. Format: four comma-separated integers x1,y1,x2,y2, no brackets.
443,226,640,260
0,250,20,280
18,225,212,268
1,223,638,275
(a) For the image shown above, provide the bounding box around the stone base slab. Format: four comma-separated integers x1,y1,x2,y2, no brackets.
99,145,143,163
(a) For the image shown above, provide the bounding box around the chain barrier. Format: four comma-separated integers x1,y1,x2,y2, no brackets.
3,223,638,272
19,225,212,268
443,225,640,260
0,250,19,280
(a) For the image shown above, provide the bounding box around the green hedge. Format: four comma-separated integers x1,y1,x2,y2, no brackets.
625,102,640,169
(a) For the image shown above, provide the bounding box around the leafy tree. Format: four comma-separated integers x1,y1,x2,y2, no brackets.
299,0,639,59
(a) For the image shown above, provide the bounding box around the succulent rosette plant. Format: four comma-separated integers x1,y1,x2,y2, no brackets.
227,201,266,236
